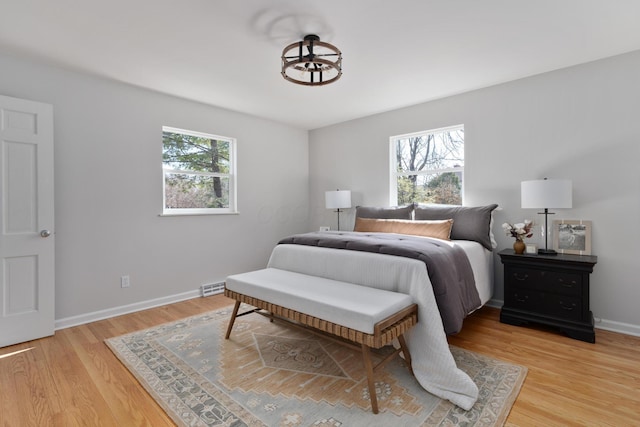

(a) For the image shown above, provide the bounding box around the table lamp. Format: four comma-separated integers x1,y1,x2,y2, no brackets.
325,189,351,231
521,178,572,255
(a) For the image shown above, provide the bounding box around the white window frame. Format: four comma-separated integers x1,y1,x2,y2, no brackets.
389,124,464,206
162,126,237,216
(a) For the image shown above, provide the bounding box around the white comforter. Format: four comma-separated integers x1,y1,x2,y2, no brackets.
267,243,479,410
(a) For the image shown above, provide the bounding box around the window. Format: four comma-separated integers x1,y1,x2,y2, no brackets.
162,126,237,215
390,125,464,206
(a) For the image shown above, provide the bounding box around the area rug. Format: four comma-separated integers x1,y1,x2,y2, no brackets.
106,305,526,426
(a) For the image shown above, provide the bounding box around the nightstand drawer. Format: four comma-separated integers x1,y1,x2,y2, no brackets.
504,289,583,322
504,288,543,310
506,267,583,297
504,266,541,290
543,271,582,296
542,294,583,322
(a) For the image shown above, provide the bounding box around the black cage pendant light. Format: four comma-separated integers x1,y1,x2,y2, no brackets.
281,34,342,86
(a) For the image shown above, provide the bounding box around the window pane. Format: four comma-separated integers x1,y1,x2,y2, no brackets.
164,173,229,209
397,172,462,206
392,126,464,206
163,131,230,174
395,129,464,173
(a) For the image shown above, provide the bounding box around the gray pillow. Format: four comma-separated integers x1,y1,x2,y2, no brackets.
355,205,414,220
414,204,499,250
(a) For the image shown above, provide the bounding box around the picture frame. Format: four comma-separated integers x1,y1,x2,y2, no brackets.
552,219,592,255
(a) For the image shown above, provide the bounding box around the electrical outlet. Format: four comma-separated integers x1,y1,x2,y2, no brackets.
121,275,130,288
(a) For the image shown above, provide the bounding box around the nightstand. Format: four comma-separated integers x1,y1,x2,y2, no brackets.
498,249,598,343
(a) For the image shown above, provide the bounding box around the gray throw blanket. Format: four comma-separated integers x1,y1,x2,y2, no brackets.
278,231,481,334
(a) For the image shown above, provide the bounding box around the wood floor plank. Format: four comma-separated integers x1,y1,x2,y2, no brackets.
1,295,639,426
448,307,640,427
43,328,119,426
0,346,52,427
64,325,172,426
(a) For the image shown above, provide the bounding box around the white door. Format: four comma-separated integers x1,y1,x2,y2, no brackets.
0,95,55,348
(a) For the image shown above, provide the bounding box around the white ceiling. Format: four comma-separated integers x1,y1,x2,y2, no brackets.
2,1,640,130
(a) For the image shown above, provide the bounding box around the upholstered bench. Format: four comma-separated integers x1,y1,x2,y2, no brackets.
224,268,418,414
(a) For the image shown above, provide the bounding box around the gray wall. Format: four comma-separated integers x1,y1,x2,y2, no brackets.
0,52,309,321
309,50,640,333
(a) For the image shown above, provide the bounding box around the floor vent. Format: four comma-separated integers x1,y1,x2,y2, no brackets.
201,282,225,297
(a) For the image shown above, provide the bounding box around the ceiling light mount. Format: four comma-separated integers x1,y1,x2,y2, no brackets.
281,34,342,86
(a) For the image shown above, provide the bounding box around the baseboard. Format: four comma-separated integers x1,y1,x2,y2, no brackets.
595,318,640,337
486,298,640,338
55,289,203,330
486,298,503,309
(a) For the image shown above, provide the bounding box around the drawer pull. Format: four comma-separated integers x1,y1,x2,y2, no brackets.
515,294,528,303
513,273,529,281
559,301,576,311
558,278,577,287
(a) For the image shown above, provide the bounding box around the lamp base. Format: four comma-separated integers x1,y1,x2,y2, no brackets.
538,248,558,255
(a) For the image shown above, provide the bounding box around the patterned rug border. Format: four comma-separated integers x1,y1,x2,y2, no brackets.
105,305,527,427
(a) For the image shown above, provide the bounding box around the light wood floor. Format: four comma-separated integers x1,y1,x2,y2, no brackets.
1,296,638,426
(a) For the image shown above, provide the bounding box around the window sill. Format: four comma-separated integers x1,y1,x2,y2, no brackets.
159,211,240,217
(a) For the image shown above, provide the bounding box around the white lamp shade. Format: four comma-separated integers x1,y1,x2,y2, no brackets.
521,179,572,209
325,190,352,209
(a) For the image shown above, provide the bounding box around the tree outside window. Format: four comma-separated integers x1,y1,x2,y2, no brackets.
162,127,237,214
391,126,464,206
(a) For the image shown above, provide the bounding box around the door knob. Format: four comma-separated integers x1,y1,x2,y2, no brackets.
40,230,51,238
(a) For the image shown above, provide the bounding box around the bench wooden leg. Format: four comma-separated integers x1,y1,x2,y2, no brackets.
397,335,413,375
225,301,242,339
361,343,379,414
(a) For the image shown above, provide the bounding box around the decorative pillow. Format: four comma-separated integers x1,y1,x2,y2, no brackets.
355,205,414,220
413,204,499,250
354,218,454,240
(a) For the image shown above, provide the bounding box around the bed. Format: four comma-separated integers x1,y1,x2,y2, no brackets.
266,203,498,410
